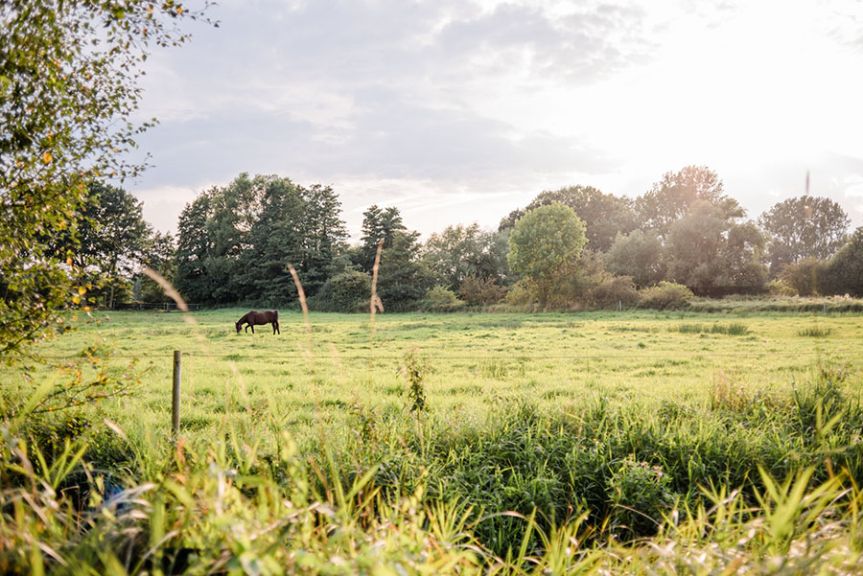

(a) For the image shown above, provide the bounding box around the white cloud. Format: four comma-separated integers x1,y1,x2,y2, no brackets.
129,0,863,235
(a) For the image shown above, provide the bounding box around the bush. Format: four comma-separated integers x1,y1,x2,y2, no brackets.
824,227,863,297
638,282,694,310
587,275,639,309
418,286,465,312
768,279,797,296
312,271,371,312
781,258,827,296
458,276,507,306
503,279,537,308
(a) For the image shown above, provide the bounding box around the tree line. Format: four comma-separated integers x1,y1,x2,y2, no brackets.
70,166,862,312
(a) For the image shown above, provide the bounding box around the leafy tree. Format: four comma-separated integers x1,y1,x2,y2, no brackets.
636,166,744,236
500,185,636,252
780,258,826,297
175,174,349,306
238,176,305,305
604,230,666,288
759,195,850,275
0,0,199,357
824,227,863,296
137,232,177,304
356,205,406,273
423,224,506,291
297,184,348,295
76,183,151,308
377,230,433,311
666,202,767,295
507,203,587,308
716,221,768,293
175,192,214,304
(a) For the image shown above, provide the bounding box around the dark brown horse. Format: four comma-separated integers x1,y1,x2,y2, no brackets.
235,310,280,334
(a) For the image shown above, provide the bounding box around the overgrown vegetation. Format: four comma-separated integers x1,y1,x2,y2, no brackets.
2,311,863,572
2,354,862,572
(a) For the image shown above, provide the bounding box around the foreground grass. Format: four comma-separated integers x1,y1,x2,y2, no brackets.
2,309,863,573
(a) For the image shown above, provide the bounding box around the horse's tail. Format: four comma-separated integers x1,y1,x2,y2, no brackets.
273,309,279,321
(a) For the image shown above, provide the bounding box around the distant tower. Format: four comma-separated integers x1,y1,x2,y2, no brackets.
805,170,810,195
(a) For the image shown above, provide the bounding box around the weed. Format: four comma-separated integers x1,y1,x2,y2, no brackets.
798,327,832,337
401,349,429,414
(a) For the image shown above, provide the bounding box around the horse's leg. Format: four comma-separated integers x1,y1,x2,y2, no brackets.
251,325,255,334
273,321,280,335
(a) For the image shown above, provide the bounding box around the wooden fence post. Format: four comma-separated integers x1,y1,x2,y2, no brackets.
172,350,181,437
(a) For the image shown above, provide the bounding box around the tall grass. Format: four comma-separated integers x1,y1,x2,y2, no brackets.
3,361,862,573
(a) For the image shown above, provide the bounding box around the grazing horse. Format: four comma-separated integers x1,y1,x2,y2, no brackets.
235,310,280,334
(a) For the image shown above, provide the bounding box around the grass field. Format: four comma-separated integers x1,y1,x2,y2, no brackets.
3,308,863,573
17,309,863,446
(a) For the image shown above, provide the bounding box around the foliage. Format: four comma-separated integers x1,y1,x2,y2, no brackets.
675,322,750,336
235,175,306,305
687,295,863,313
377,230,433,311
666,202,767,296
823,226,863,297
717,221,769,294
401,349,429,414
356,204,406,273
458,276,507,306
604,229,666,287
0,0,199,358
312,271,371,312
759,195,850,275
607,456,674,537
73,182,152,308
174,174,349,306
781,257,827,297
767,278,797,297
507,203,587,308
295,184,349,295
136,232,177,304
635,165,744,236
422,224,508,290
501,185,636,252
419,286,465,312
638,281,694,310
4,310,863,571
586,275,639,309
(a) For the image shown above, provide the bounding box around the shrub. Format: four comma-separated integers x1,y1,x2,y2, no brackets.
587,275,639,309
504,279,537,307
824,227,863,296
638,282,694,310
458,276,507,306
768,279,797,296
312,271,371,312
418,286,465,312
781,258,827,296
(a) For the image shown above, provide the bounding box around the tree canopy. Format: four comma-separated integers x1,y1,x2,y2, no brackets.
0,0,200,357
501,185,636,252
507,203,587,307
759,195,850,275
636,166,744,236
174,174,349,306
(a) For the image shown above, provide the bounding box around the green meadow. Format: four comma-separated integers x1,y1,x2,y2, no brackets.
17,309,863,446
3,308,863,573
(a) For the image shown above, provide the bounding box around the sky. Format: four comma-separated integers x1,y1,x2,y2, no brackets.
129,0,863,239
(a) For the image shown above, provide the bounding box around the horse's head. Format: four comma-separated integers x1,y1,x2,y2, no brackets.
235,321,242,333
